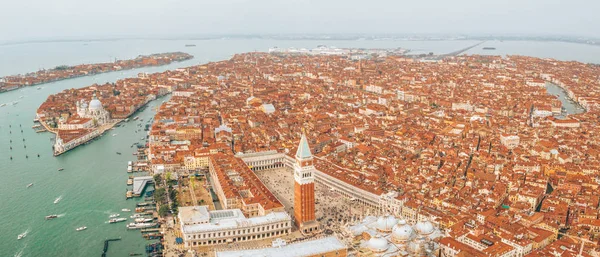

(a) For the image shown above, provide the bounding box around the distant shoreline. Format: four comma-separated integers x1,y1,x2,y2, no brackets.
1,36,599,48
0,52,193,93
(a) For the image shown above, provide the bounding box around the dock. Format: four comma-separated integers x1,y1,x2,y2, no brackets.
132,176,153,196
101,238,121,257
141,228,160,233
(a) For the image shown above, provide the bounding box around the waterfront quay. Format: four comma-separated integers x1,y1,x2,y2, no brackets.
0,52,193,93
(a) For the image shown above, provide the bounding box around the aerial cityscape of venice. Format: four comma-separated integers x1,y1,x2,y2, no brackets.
2,1,600,257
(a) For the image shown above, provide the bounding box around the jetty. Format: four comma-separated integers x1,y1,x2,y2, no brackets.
101,238,121,257
127,176,153,199
132,176,153,196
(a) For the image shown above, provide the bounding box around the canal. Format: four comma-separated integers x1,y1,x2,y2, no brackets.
545,82,586,116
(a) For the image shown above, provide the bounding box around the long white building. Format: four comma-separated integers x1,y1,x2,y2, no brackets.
235,150,286,171
178,206,291,247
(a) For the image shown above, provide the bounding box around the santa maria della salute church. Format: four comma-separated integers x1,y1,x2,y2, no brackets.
76,92,110,126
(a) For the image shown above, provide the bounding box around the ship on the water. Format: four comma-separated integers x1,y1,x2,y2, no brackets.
45,214,58,220
482,47,496,50
185,44,196,47
108,217,127,223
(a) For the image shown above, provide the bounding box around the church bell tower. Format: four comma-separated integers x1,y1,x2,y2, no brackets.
293,132,319,233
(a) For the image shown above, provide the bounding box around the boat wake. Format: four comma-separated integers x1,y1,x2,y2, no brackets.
54,195,63,204
57,213,66,218
13,243,27,257
17,228,30,240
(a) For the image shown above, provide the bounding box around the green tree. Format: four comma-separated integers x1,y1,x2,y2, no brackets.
154,188,166,204
158,205,169,217
171,201,179,215
153,174,163,185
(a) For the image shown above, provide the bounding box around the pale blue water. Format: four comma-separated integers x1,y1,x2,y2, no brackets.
0,39,598,257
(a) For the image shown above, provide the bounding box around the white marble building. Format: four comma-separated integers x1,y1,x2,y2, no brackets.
76,92,110,126
178,206,291,247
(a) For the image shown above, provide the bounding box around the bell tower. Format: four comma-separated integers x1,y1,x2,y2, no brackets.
293,132,319,233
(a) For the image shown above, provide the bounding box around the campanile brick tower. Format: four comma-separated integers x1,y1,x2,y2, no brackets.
293,132,319,233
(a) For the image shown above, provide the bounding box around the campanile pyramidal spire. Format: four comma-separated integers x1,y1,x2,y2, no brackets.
293,131,319,233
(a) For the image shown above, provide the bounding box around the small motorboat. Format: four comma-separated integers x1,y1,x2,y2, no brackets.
108,218,127,223
26,183,33,188
109,214,120,218
45,215,58,220
76,226,87,231
121,208,131,212
58,168,64,171
17,232,26,240
116,152,122,155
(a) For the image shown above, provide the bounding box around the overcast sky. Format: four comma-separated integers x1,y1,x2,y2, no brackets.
1,0,598,42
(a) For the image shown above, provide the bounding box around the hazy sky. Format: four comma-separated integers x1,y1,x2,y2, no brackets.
1,0,598,42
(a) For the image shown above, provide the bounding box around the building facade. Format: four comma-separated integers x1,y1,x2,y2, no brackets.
178,206,291,247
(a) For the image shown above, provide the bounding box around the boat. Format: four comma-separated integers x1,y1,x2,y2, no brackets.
130,214,145,218
54,196,62,204
45,215,58,220
0,103,6,107
37,87,42,90
108,218,127,223
109,214,120,218
134,218,154,223
122,208,131,212
126,222,156,229
482,47,496,50
58,168,64,171
129,253,142,256
26,183,33,188
185,44,196,47
116,152,122,155
112,134,117,136
18,232,26,240
76,226,87,231
133,116,139,121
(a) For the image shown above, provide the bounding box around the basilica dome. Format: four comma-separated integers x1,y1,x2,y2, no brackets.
392,219,414,242
89,97,103,111
367,235,389,253
415,220,435,235
376,215,397,232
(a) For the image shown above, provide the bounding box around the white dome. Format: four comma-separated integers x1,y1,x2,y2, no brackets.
89,98,103,111
367,235,389,253
392,220,414,242
376,215,397,232
415,220,435,235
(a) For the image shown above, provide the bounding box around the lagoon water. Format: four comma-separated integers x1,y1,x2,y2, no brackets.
0,39,598,256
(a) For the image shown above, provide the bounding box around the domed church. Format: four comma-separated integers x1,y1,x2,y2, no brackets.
76,92,110,126
343,214,442,256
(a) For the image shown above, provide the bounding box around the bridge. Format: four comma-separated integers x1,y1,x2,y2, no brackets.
438,41,485,58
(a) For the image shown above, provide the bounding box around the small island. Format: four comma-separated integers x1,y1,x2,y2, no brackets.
0,52,193,93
